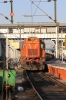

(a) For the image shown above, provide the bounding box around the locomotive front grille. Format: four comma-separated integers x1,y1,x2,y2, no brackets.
28,49,38,56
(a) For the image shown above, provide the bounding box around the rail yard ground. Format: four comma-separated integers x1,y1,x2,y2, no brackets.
0,60,66,100
11,64,66,100
11,68,40,100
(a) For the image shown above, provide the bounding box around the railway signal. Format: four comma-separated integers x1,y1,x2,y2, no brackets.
0,0,14,24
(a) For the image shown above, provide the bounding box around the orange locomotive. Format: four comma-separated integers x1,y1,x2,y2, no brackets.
20,37,46,70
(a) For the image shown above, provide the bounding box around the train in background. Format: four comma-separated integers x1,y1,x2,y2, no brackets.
0,39,20,68
0,39,6,68
20,37,46,70
46,53,55,61
0,39,17,98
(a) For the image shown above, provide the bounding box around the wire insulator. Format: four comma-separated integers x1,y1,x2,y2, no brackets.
4,1,8,3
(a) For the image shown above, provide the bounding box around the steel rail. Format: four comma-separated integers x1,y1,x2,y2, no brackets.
26,70,66,100
44,73,66,90
26,71,43,100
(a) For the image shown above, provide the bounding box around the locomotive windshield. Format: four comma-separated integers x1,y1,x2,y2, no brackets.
41,43,45,49
22,44,24,49
40,40,45,49
41,44,44,49
28,37,35,41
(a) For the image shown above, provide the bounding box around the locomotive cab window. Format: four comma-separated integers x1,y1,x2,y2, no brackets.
41,44,43,49
22,44,24,49
28,37,35,41
41,43,44,49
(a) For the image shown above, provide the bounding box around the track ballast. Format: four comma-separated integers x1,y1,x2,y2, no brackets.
26,71,66,100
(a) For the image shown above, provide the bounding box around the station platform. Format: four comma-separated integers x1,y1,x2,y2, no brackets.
47,60,66,81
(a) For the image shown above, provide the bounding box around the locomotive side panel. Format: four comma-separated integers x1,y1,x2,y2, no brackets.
41,49,46,62
20,42,26,64
20,43,26,57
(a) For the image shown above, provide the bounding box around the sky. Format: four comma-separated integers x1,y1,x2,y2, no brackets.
0,0,66,24
44,39,55,48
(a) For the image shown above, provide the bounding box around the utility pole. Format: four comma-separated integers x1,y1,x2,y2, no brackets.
54,0,59,59
10,0,13,24
54,0,57,23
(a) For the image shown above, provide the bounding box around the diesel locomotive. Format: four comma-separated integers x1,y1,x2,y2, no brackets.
20,37,46,70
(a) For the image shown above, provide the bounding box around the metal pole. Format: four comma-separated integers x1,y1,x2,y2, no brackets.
6,37,8,100
20,27,21,42
2,40,5,100
54,0,57,23
6,29,9,100
61,31,63,62
62,40,63,62
56,27,57,58
54,0,58,59
10,0,13,24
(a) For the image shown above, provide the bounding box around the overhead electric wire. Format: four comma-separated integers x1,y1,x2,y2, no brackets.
25,3,32,15
33,0,41,15
24,15,46,17
0,1,9,3
31,0,33,22
0,13,11,22
30,0,55,22
31,0,33,35
23,0,43,17
34,0,54,2
34,0,51,2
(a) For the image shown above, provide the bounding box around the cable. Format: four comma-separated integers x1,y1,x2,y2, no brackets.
34,0,51,2
23,0,47,17
31,0,33,22
0,13,11,22
33,0,41,15
0,1,8,3
30,0,55,22
23,0,34,17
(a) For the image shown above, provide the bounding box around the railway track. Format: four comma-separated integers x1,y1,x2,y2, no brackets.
26,70,66,100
